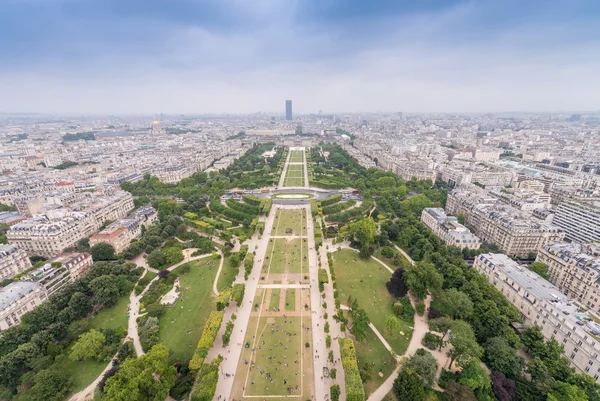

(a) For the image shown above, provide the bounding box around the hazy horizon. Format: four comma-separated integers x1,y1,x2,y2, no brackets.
2,0,600,114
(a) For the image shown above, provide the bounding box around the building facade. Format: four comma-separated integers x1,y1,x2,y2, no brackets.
475,253,600,383
421,208,481,249
0,244,32,282
537,242,600,313
0,281,46,330
553,201,600,244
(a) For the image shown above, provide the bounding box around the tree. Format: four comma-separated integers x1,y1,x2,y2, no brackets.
429,316,454,348
491,371,517,401
438,288,473,320
393,368,426,401
547,381,589,401
347,217,377,253
386,268,409,298
348,301,370,341
404,262,443,300
68,292,93,319
91,242,116,261
385,315,402,336
528,262,549,279
405,351,438,387
147,249,166,269
472,299,510,343
103,344,176,401
89,275,121,307
70,329,106,361
77,238,90,252
447,320,482,368
164,248,184,266
521,326,546,356
459,360,492,398
30,369,72,401
484,337,524,379
445,382,477,401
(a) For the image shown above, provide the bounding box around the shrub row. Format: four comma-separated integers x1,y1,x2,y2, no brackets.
231,283,245,306
256,221,265,235
244,253,254,280
320,194,342,207
226,199,259,216
216,288,232,311
310,199,319,216
327,252,340,309
258,198,272,215
222,320,234,347
190,356,223,401
322,200,356,215
314,230,323,249
318,268,328,292
326,196,373,223
339,338,365,401
189,311,224,371
242,194,261,206
210,200,253,223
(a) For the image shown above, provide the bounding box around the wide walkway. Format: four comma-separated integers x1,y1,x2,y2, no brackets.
209,207,279,399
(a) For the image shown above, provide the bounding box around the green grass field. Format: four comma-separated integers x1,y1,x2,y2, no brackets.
58,294,130,394
158,258,219,362
283,164,304,187
269,289,282,310
217,253,238,292
289,150,304,163
333,249,413,355
263,238,308,275
354,325,398,396
271,208,306,236
285,289,296,311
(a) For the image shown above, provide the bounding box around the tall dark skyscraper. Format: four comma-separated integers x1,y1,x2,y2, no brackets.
285,100,292,120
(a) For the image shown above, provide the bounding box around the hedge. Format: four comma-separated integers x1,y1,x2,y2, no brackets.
314,230,323,249
190,356,223,401
339,338,365,401
256,221,265,235
216,288,232,311
260,198,272,215
209,200,253,223
310,199,319,216
244,253,254,280
331,384,341,401
242,194,261,206
320,194,342,207
322,200,356,215
318,268,328,292
326,196,373,223
231,284,245,306
226,199,259,216
189,311,224,371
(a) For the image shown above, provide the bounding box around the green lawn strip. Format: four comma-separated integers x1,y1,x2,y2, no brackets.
269,289,282,310
270,209,305,236
244,316,304,397
158,258,219,363
217,253,239,292
56,345,108,393
284,289,296,311
263,238,306,274
334,249,413,355
354,326,398,397
372,248,407,269
89,294,129,331
57,294,130,394
144,270,157,281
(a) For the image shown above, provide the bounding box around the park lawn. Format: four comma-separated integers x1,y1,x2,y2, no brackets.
334,249,413,355
354,326,398,397
372,248,407,270
284,177,304,187
269,289,282,310
289,151,304,163
285,289,296,311
158,258,219,363
271,209,306,237
89,293,129,331
56,294,130,394
56,345,109,393
145,270,157,281
217,253,239,292
263,238,307,275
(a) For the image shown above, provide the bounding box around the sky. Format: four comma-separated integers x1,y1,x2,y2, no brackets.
1,0,600,114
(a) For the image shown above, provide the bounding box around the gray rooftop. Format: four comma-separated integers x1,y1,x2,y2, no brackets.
0,281,40,310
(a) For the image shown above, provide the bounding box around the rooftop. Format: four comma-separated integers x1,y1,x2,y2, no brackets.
0,281,40,310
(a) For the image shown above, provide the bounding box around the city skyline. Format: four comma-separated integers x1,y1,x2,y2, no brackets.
2,0,600,114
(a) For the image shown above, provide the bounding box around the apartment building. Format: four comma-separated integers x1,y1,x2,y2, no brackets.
475,253,600,383
393,162,437,182
0,251,92,330
0,244,32,281
440,163,515,188
0,281,47,330
446,188,563,257
537,242,600,313
89,206,157,253
553,201,600,244
421,208,481,249
489,189,550,211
